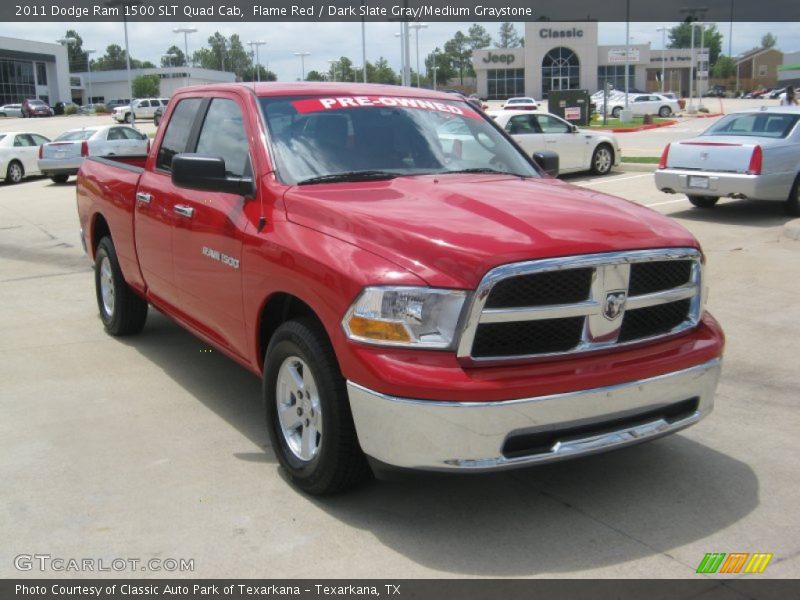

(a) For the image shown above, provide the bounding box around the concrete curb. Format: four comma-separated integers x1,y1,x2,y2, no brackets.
783,219,800,240
619,162,658,172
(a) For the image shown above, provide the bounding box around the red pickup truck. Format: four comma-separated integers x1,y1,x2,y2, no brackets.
76,83,724,495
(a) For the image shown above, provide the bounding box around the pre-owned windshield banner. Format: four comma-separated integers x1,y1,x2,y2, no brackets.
5,0,799,22
292,96,481,119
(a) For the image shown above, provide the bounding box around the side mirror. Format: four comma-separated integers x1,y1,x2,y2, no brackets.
570,124,579,133
532,150,559,177
171,154,254,197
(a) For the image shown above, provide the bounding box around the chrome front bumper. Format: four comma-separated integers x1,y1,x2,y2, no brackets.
347,358,721,471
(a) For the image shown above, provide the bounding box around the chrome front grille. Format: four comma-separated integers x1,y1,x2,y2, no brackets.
457,248,703,364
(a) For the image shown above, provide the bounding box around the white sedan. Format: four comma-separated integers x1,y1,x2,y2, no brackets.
488,110,621,175
502,97,539,110
0,104,23,118
605,94,681,118
0,131,52,184
38,125,149,183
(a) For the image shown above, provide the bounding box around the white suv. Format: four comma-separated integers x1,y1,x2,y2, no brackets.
112,98,169,123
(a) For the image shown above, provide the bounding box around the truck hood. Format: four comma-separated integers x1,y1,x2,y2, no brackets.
284,174,697,289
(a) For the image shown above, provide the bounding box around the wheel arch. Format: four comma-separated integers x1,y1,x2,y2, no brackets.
90,212,111,259
256,292,329,373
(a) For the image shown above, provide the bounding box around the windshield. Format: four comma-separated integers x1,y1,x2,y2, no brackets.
55,130,96,142
259,94,540,184
703,112,800,139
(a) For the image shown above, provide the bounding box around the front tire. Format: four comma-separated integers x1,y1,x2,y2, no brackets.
5,160,23,184
611,106,622,119
264,319,371,495
688,195,719,209
590,144,614,175
94,237,148,336
124,113,131,123
658,106,672,118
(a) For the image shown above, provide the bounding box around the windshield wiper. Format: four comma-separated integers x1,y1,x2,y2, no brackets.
297,170,398,185
438,167,527,177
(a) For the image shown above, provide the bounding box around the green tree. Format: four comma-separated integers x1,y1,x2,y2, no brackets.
366,57,398,85
668,22,723,67
161,45,186,68
444,31,471,84
241,64,277,82
63,29,89,72
761,33,777,48
305,70,325,81
92,44,129,71
132,74,159,97
425,48,456,86
329,56,355,82
497,22,521,48
467,24,492,50
226,34,251,79
711,56,736,79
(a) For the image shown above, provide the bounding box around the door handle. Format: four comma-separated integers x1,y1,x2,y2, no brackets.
173,204,194,218
135,191,152,204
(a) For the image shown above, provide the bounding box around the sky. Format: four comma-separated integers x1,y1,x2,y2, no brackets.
0,21,797,81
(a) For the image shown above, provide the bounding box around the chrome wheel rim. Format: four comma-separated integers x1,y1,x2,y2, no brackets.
594,148,612,173
9,163,22,182
99,256,115,317
276,356,322,462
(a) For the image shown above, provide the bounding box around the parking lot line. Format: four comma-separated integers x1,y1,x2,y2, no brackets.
576,174,652,186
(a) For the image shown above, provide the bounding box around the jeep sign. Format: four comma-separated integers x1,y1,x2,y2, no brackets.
483,52,515,65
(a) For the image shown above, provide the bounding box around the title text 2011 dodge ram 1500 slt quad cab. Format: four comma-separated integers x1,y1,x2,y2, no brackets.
76,83,724,495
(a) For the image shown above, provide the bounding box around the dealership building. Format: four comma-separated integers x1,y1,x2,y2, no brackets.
472,22,706,99
0,36,72,105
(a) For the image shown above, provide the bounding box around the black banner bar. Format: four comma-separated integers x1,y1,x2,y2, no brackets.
3,0,800,22
3,579,800,600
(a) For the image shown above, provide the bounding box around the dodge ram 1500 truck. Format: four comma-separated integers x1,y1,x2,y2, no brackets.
76,83,724,495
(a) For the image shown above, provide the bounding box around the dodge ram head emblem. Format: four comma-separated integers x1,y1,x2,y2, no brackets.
603,291,627,320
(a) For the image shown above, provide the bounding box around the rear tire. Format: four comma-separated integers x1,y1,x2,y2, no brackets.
94,237,148,336
124,113,131,123
659,106,672,118
786,175,800,217
5,160,23,184
50,174,69,184
611,106,622,119
264,318,371,495
688,195,719,209
590,144,614,175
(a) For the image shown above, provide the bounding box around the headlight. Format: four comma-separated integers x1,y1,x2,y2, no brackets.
342,286,467,349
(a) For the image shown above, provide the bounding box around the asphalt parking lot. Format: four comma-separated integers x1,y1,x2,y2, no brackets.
1,111,798,580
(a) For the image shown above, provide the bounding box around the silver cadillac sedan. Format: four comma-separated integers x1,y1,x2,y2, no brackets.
655,107,800,215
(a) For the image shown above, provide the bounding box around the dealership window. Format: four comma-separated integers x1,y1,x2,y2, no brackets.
597,65,636,93
36,62,47,85
541,47,580,97
0,59,36,105
487,68,525,100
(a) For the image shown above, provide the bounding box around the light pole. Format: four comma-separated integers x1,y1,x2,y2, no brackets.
360,0,367,83
103,0,140,102
328,59,338,82
680,5,709,113
624,0,630,108
354,66,360,83
85,49,96,105
294,51,310,80
698,23,707,109
248,41,266,82
432,65,439,91
431,49,439,90
408,22,427,88
656,26,667,94
173,27,197,88
56,37,77,102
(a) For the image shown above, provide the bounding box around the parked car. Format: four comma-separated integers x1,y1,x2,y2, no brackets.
21,98,53,118
501,96,539,110
75,83,723,495
768,87,786,100
112,98,169,123
105,98,132,111
704,86,726,98
605,93,680,118
655,107,800,215
38,125,149,183
0,131,52,183
488,110,621,175
0,103,23,118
